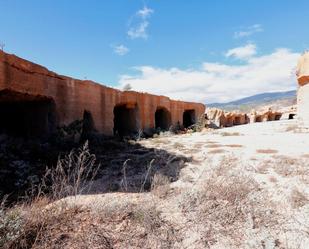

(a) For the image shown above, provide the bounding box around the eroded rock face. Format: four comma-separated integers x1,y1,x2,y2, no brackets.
206,108,248,128
297,52,309,127
0,51,205,137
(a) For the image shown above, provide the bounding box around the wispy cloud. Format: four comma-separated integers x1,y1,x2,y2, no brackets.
225,43,257,60
234,24,263,38
137,6,154,18
118,47,299,103
127,6,154,39
112,44,129,56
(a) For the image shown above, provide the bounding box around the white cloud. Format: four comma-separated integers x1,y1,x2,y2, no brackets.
112,44,129,56
234,24,263,38
118,48,299,103
225,43,257,60
137,6,154,18
127,6,154,39
128,21,149,39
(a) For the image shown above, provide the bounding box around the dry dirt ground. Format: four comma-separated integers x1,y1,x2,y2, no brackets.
63,120,309,249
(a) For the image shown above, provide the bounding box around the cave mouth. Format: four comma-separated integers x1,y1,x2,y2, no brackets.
0,90,56,139
275,114,282,121
113,103,139,137
255,116,262,122
183,109,196,128
289,114,296,120
155,107,171,131
234,117,241,125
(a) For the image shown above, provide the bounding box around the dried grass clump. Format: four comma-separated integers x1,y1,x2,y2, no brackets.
290,188,308,209
151,173,171,197
36,141,100,200
205,144,223,148
208,149,226,154
271,157,309,179
256,149,278,154
0,142,106,249
220,132,242,137
225,144,243,148
96,197,179,248
1,199,111,249
180,157,280,247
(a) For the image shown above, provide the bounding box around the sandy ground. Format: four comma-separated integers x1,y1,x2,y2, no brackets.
67,120,309,249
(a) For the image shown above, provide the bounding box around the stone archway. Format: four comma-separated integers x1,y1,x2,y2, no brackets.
113,103,139,137
183,109,196,128
0,89,56,138
155,107,171,130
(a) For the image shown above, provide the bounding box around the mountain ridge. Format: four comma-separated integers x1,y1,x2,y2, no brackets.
207,90,296,112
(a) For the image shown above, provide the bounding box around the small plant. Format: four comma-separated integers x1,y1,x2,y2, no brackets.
256,149,278,154
37,141,100,200
220,131,242,136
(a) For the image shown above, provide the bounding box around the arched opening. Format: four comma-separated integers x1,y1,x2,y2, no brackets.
81,110,96,141
289,114,296,120
234,117,241,125
0,90,56,139
255,116,262,122
155,107,171,130
275,114,282,120
183,109,196,128
113,103,139,137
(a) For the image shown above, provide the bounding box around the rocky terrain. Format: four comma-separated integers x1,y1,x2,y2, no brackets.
2,120,309,248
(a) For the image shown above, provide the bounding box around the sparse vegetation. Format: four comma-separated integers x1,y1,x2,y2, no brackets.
208,149,226,154
256,149,278,154
220,131,242,136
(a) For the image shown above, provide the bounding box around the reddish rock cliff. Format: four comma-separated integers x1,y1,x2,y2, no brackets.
0,51,205,136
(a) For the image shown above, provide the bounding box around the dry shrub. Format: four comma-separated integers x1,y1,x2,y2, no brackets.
290,189,308,209
151,173,170,197
208,149,226,154
256,149,278,154
256,161,271,174
96,197,179,249
1,198,112,249
271,156,309,179
220,132,242,136
36,141,100,200
205,144,223,148
225,144,243,148
173,142,185,149
180,157,280,247
0,142,105,248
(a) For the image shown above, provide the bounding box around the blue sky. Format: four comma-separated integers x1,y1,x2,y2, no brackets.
1,0,309,103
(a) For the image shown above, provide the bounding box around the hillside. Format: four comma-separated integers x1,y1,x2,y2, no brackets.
207,90,296,112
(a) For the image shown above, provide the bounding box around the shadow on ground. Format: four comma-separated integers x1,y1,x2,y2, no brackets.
0,129,191,202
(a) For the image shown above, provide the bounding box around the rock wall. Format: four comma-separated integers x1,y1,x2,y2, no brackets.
0,51,205,136
206,107,284,128
297,52,309,127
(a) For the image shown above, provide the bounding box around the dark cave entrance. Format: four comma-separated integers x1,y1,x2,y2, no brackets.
183,109,196,128
234,117,241,125
155,107,171,130
255,116,262,122
113,103,139,137
0,90,56,139
275,114,282,121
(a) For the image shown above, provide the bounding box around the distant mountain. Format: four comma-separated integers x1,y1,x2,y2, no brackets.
207,90,296,112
